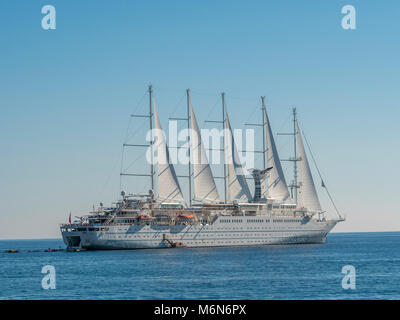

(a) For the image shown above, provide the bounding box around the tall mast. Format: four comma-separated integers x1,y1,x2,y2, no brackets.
169,89,192,206
277,107,299,204
261,97,266,169
149,85,154,191
292,107,298,205
186,89,192,207
121,85,155,194
261,97,267,199
222,92,227,203
244,97,268,199
204,93,227,202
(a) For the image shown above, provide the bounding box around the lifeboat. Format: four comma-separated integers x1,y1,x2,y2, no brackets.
173,242,186,247
137,214,153,220
177,214,195,219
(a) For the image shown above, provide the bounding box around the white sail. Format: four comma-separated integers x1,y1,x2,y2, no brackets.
296,122,322,212
225,113,252,201
190,101,221,203
264,108,290,201
153,103,186,204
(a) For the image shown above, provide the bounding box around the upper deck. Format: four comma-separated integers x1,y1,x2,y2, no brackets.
60,199,315,233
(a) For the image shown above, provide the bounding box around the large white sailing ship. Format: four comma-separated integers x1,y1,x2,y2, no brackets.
60,86,344,250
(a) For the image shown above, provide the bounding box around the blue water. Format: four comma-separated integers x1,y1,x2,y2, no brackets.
0,232,399,299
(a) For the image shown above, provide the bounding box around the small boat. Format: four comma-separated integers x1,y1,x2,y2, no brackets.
67,247,86,252
44,248,63,252
4,249,20,253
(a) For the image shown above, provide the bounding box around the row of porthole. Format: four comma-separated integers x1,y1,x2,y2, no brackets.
178,239,306,245
105,231,311,237
115,225,307,231
101,229,317,238
103,233,310,240
110,220,303,230
109,228,310,234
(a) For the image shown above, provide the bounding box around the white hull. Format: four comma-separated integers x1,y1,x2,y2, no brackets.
61,216,339,250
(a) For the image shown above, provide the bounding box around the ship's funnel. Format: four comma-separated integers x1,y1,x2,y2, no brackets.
249,167,272,202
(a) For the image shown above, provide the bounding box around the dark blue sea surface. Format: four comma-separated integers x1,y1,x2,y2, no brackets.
0,232,399,299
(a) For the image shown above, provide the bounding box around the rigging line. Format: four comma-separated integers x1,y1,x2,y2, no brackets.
119,144,125,192
275,112,294,164
156,85,194,95
244,104,260,124
97,151,122,201
125,121,147,143
276,113,292,136
169,93,186,118
222,91,260,102
140,183,148,194
123,92,147,144
302,131,343,219
120,90,148,191
123,149,148,172
123,118,132,145
204,98,220,123
132,91,147,114
190,89,219,97
226,95,259,102
277,138,292,156
158,86,258,101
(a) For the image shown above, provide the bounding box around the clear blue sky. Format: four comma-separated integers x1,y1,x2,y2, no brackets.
0,0,399,238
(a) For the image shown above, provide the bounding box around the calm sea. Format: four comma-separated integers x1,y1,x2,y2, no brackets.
0,232,399,300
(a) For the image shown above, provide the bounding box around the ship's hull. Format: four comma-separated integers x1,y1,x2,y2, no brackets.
61,216,340,250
